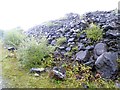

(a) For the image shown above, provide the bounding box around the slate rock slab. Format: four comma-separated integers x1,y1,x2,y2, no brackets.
95,52,118,79
50,67,66,79
76,50,90,62
94,43,107,59
106,30,120,38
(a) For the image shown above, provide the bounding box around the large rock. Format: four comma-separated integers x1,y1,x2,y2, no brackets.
76,50,90,62
50,67,66,80
95,52,118,79
94,43,107,59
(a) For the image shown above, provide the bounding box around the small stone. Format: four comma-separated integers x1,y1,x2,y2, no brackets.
94,43,107,59
51,40,56,46
115,80,120,88
86,45,94,51
84,60,94,67
65,47,71,51
30,68,45,74
34,73,40,77
59,46,65,50
68,38,75,42
102,25,114,31
106,30,120,38
79,34,86,39
7,47,15,52
76,50,90,62
78,43,85,50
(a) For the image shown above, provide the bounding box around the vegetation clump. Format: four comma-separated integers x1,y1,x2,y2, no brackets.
3,28,25,48
17,36,55,69
84,23,103,41
56,37,66,46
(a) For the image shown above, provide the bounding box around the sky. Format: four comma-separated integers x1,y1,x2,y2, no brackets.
0,0,119,31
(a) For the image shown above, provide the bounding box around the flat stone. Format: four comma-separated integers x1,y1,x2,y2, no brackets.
51,67,66,79
34,73,40,77
95,52,118,79
30,68,45,74
79,34,86,39
94,43,107,59
102,25,114,31
51,40,56,46
86,45,94,51
76,50,90,62
68,38,75,42
65,47,71,51
59,46,65,50
106,30,120,38
7,47,15,52
78,43,85,50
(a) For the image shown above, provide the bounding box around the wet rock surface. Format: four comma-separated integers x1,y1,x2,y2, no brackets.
25,10,120,79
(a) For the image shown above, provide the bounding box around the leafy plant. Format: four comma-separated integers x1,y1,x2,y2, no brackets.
3,28,25,48
84,23,103,41
71,46,78,52
17,36,55,69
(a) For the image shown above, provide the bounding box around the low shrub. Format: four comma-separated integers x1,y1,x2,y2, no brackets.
3,28,25,48
17,36,55,69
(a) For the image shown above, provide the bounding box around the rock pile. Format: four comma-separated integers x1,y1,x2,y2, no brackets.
25,10,120,79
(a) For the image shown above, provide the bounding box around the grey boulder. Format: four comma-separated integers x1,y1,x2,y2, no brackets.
95,52,118,79
51,67,66,79
76,50,90,62
94,43,107,59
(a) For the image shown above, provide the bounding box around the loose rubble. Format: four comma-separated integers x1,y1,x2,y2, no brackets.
26,10,120,79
